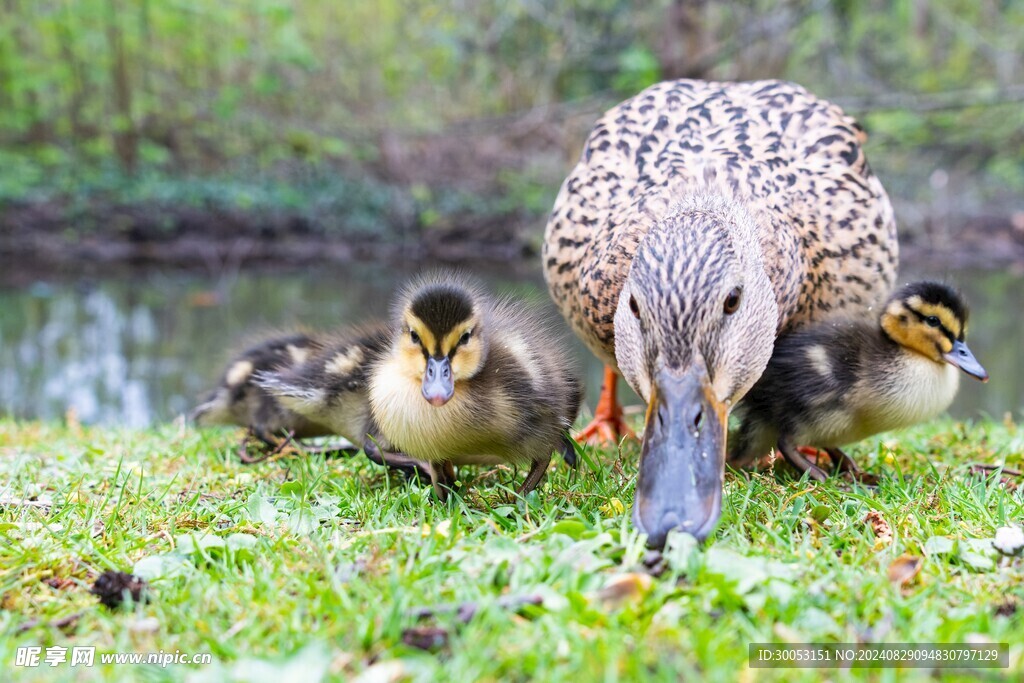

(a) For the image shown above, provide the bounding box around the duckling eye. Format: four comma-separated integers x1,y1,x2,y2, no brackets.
723,287,742,315
410,330,421,345
628,295,640,319
925,316,941,328
458,331,471,346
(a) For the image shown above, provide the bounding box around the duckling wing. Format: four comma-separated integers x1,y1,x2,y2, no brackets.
255,324,390,443
734,319,881,455
544,79,898,362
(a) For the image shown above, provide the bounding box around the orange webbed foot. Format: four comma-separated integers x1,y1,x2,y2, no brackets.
574,366,636,446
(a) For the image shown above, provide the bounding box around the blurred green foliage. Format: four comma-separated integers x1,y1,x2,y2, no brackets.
0,0,660,171
0,0,1021,229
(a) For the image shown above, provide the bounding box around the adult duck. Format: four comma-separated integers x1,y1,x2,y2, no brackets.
543,79,898,545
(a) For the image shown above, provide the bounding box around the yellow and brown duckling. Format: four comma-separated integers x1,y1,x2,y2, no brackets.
729,281,988,481
191,332,333,461
367,273,583,500
543,79,899,544
255,323,430,478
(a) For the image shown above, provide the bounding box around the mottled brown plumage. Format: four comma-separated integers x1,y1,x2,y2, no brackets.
545,79,897,360
542,79,899,545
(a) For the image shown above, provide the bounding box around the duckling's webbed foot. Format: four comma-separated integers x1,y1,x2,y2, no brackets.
362,439,430,482
575,366,635,445
238,428,294,464
430,461,457,502
776,437,828,482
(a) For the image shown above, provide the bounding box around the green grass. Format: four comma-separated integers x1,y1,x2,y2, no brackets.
1,416,1023,682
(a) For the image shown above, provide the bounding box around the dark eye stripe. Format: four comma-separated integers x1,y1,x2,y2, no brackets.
908,308,956,343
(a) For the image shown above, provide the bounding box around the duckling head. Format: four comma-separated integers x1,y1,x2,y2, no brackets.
614,192,779,546
395,276,489,407
880,281,988,381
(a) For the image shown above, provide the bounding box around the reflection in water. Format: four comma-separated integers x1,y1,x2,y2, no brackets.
0,263,1021,426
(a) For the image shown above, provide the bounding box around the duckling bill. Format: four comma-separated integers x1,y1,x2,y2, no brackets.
368,274,582,500
730,281,988,480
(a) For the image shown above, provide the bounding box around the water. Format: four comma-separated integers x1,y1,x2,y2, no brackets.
0,261,1021,427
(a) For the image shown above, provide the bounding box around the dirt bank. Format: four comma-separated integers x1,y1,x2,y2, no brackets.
3,197,1024,284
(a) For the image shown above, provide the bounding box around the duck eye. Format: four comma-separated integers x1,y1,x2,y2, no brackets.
410,330,421,345
628,295,640,319
459,331,471,346
925,316,940,328
723,287,742,315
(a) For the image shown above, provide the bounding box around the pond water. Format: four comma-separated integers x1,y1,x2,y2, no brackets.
1,260,1021,427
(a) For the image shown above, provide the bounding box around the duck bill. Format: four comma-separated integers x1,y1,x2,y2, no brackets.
633,365,727,548
943,340,988,382
422,356,455,406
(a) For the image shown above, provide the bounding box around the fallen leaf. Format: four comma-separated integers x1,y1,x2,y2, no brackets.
864,510,892,546
401,626,449,651
887,554,922,587
593,572,653,610
44,576,75,590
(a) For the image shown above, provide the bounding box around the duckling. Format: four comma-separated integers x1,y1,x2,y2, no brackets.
544,79,899,544
729,281,988,481
255,323,431,479
191,333,334,461
367,273,583,500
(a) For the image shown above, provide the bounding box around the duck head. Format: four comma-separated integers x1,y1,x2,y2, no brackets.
880,281,988,382
396,276,490,407
614,193,779,546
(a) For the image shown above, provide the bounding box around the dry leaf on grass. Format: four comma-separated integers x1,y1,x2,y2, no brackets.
401,625,449,652
864,510,893,546
594,573,653,610
887,554,922,586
